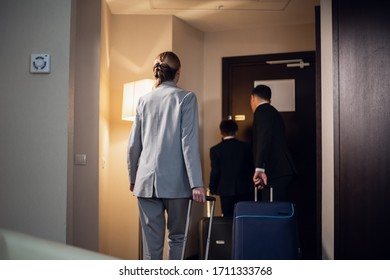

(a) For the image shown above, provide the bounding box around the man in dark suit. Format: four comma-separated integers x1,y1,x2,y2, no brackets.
209,120,254,217
251,84,296,201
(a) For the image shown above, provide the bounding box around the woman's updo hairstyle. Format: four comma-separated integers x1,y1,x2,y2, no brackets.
153,51,181,87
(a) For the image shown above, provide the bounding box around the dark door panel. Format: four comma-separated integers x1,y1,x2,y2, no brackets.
333,0,390,259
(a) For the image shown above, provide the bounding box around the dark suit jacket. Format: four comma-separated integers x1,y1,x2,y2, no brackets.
252,103,296,181
209,138,254,196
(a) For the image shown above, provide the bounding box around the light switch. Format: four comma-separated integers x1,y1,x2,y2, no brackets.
75,154,87,165
30,54,50,73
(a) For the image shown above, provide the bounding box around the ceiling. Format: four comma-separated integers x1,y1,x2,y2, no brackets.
106,0,320,33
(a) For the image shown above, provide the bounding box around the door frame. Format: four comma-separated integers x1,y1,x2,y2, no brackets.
221,49,322,259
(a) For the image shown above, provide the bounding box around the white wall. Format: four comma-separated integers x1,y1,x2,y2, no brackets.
0,0,73,242
99,0,112,256
172,17,204,118
320,0,334,260
172,16,205,258
70,0,101,251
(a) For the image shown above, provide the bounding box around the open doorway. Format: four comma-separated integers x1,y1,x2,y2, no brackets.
222,51,319,259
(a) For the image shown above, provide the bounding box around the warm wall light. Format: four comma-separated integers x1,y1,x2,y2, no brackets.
122,79,155,121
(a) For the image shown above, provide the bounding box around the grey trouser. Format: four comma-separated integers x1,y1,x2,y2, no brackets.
137,197,188,260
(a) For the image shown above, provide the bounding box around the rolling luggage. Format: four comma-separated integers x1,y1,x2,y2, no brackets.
181,196,216,260
198,217,232,260
232,187,300,260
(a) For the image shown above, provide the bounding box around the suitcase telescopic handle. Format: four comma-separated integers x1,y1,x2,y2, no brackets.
187,196,216,202
181,195,216,260
254,184,273,202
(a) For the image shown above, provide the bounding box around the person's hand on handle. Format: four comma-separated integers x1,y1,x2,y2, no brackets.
192,187,206,202
253,170,267,189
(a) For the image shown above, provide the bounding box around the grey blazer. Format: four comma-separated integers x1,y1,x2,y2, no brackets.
127,81,203,198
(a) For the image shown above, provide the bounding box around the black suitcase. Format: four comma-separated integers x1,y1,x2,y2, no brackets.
232,187,300,260
181,196,216,260
198,217,232,260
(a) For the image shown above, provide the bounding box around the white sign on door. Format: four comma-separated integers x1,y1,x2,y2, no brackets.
254,79,295,112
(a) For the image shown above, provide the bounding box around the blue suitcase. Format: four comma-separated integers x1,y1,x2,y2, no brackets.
232,188,300,260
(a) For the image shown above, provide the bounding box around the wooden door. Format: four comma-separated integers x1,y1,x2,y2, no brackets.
222,51,318,259
333,0,390,259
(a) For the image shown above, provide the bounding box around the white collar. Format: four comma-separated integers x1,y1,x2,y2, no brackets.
255,101,269,110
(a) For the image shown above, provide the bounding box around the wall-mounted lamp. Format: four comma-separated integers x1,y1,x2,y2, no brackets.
122,79,155,121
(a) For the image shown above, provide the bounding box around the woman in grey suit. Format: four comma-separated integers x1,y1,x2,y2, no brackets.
127,51,205,260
